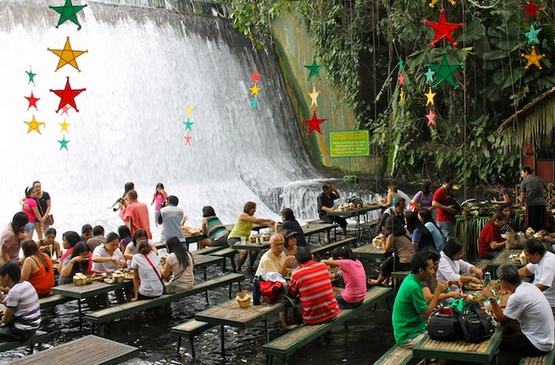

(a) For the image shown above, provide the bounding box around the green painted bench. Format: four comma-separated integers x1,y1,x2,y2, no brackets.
85,272,244,336
0,330,50,354
373,344,413,365
172,319,215,359
519,347,555,365
310,237,356,257
39,294,69,309
210,247,237,272
263,286,392,365
192,245,228,256
357,219,379,244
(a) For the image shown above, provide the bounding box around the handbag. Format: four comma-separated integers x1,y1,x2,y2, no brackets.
45,214,54,226
443,188,461,214
144,254,175,294
427,308,461,341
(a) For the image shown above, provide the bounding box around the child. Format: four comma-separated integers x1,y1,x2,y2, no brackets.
151,183,168,226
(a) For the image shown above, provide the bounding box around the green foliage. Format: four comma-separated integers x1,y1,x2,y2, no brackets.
221,0,555,184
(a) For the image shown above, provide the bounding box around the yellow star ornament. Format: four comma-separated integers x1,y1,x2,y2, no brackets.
250,84,261,96
425,87,436,106
48,36,88,72
24,115,45,134
59,118,70,133
308,84,320,108
522,46,545,69
186,105,193,117
400,88,405,102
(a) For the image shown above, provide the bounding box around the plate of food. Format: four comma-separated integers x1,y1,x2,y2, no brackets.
464,282,484,290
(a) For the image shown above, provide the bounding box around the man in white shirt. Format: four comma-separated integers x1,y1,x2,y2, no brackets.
255,234,295,277
483,264,554,362
519,238,555,312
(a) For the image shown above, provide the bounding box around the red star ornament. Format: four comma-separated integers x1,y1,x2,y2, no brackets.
520,0,543,20
50,76,86,113
398,73,405,86
302,110,327,136
423,9,463,48
184,133,192,145
25,91,40,110
250,71,261,83
426,109,437,127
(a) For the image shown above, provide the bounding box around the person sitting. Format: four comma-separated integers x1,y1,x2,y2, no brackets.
282,230,299,270
158,195,186,246
228,201,274,273
198,206,229,249
130,240,164,301
405,212,435,252
498,203,516,235
421,249,461,304
279,208,306,246
378,198,405,235
57,231,82,274
288,246,340,325
368,216,415,286
437,237,483,286
380,184,402,209
483,264,554,363
161,236,194,291
92,232,126,273
37,227,63,260
87,225,106,252
418,209,443,251
518,239,555,312
118,225,133,252
317,183,348,242
81,224,93,244
20,240,54,298
321,246,366,309
0,212,29,264
478,211,507,259
59,242,92,285
0,262,41,341
124,229,158,267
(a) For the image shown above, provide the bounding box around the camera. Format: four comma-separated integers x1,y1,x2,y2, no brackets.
160,199,167,208
113,197,124,211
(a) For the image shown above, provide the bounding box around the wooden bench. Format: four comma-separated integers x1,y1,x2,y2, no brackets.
310,237,356,257
474,258,491,271
39,294,69,309
172,319,214,359
210,247,237,272
263,286,392,364
373,344,413,365
192,245,228,256
357,219,379,244
8,335,138,365
0,330,50,354
519,347,555,365
85,272,244,336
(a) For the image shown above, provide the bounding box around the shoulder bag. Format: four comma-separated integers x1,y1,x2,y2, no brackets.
144,254,181,294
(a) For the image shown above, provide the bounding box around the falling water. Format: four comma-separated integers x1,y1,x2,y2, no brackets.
0,0,378,237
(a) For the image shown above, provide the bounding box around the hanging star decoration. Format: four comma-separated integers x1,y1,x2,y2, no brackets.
58,135,70,151
250,84,260,96
426,109,437,127
184,133,192,146
50,76,86,113
24,91,40,110
425,87,436,106
251,98,258,109
398,73,405,86
425,51,464,89
424,68,435,84
524,24,541,46
305,58,324,81
186,105,193,117
302,110,327,136
49,0,87,31
308,84,320,108
24,115,45,134
25,67,36,86
48,36,88,72
429,0,455,7
59,119,70,133
423,9,463,48
398,59,404,71
183,119,194,131
250,71,261,83
399,88,406,102
60,105,71,116
519,0,543,21
522,46,545,69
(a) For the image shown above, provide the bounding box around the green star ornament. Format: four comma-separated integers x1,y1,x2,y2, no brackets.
425,51,463,89
25,67,36,86
424,68,435,84
304,58,324,81
49,0,87,31
183,119,194,131
525,24,541,46
58,135,70,151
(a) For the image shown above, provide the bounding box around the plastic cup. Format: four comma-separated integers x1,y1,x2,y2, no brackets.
241,237,247,245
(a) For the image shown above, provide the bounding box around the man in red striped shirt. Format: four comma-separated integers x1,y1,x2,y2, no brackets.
288,247,340,325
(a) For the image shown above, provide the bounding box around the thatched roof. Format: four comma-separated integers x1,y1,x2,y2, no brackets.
498,86,555,147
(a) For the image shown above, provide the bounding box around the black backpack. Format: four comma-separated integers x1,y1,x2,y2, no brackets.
427,309,461,341
457,303,496,343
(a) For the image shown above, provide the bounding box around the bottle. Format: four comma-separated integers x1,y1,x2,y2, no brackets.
484,271,491,286
252,276,261,306
450,284,459,293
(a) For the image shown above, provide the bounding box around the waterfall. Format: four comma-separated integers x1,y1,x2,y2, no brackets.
0,0,377,237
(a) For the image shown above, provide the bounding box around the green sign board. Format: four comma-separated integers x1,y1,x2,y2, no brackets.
329,130,370,157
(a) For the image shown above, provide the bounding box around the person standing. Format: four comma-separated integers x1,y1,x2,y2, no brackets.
120,190,152,240
21,187,42,240
288,246,340,325
150,183,168,227
158,195,186,246
483,264,554,361
317,183,348,242
32,181,52,240
432,176,458,239
519,167,548,231
518,239,555,312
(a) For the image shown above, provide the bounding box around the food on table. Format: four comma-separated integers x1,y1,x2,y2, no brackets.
464,282,483,290
73,273,90,286
112,270,125,283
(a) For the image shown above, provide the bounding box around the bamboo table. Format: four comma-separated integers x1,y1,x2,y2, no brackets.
486,249,524,278
352,243,385,259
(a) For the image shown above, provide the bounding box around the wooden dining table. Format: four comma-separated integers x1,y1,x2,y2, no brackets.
195,298,292,355
352,243,385,259
486,249,525,278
